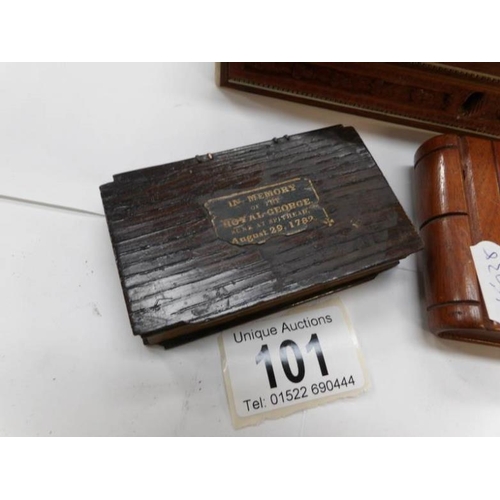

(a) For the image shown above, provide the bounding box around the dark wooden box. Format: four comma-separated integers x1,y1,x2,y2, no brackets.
101,125,422,347
219,63,500,140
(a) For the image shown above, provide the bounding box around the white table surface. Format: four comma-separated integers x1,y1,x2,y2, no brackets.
2,63,499,436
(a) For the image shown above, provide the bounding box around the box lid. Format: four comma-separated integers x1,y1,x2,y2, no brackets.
101,125,422,346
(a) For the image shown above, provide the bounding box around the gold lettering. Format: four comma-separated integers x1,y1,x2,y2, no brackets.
228,198,242,208
221,216,246,228
266,197,313,216
265,197,280,206
209,179,321,246
232,229,270,245
248,212,264,222
247,193,264,202
246,183,298,203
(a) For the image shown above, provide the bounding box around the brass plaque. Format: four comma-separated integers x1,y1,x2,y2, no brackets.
205,178,333,246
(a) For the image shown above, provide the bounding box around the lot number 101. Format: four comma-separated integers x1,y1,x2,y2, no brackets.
255,334,328,389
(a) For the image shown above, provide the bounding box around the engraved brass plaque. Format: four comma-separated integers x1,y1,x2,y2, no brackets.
205,178,333,246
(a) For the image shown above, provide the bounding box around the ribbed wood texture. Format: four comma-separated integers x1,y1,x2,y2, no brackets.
414,134,500,345
101,125,422,346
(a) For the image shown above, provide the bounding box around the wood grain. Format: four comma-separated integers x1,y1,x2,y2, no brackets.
101,125,422,346
414,134,500,345
220,63,500,139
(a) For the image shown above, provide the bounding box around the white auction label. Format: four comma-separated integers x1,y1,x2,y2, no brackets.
219,297,369,428
470,240,500,324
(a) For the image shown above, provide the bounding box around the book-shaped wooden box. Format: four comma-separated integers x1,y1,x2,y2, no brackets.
414,134,500,345
101,125,422,347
